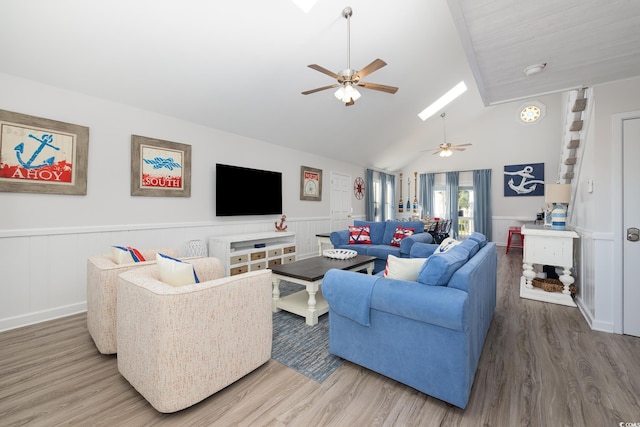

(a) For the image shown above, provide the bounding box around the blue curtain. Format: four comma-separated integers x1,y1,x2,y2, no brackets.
365,169,375,221
386,173,396,221
419,173,434,219
380,172,388,221
473,169,492,241
446,171,459,239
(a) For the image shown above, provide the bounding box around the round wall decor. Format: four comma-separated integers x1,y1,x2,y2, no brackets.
354,176,365,199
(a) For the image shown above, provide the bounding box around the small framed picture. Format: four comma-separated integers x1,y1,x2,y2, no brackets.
300,165,322,201
131,135,191,197
0,109,89,195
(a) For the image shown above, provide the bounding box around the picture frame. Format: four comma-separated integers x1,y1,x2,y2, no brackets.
0,109,89,195
300,165,322,201
131,135,191,197
503,162,544,197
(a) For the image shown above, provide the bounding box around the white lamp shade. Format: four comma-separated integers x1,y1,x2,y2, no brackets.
545,184,571,204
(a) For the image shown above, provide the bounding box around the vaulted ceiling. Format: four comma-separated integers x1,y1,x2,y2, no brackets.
2,0,639,171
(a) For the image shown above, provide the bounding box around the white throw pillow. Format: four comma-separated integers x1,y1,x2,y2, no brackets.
111,246,145,264
383,255,428,281
156,253,199,287
436,237,460,254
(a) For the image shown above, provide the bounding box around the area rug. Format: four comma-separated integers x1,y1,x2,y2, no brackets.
271,281,343,383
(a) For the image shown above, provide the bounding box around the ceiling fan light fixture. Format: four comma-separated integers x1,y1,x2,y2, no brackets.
335,83,361,103
439,149,453,158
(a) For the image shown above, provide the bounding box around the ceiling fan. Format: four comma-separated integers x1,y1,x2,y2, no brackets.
301,6,398,106
422,113,472,157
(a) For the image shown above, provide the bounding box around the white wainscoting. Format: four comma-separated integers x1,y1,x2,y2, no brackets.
491,216,536,247
0,216,332,331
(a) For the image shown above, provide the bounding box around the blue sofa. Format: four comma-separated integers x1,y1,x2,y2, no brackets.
329,220,434,273
322,233,497,409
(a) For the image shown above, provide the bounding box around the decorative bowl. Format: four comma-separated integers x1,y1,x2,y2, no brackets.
323,249,357,260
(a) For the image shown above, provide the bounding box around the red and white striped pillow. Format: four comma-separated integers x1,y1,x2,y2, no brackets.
349,225,372,244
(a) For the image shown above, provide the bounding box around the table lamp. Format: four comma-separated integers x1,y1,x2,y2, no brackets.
545,184,571,230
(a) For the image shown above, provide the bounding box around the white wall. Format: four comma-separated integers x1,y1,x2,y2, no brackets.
0,73,366,330
402,92,563,243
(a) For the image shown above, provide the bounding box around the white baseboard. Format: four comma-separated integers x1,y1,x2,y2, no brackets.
0,302,87,332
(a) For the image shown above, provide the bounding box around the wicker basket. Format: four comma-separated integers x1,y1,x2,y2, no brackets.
532,277,577,294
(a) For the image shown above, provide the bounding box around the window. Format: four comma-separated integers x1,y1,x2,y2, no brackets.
371,171,394,222
458,187,474,237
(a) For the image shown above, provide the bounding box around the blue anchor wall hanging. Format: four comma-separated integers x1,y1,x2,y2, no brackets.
503,163,545,197
14,133,60,170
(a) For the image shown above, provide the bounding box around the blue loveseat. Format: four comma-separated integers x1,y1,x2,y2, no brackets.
322,232,497,409
329,220,434,273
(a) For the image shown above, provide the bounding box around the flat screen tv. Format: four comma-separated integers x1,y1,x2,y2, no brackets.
216,163,282,216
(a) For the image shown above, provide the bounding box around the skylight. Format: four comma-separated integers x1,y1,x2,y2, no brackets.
291,0,318,13
418,81,467,121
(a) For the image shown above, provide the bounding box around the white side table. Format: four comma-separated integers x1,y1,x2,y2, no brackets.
520,224,579,307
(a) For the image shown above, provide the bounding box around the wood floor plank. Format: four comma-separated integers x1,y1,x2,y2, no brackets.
1,251,639,426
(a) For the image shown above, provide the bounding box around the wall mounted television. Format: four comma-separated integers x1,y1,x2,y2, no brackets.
215,163,282,216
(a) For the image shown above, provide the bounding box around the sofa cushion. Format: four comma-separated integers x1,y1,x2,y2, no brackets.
458,238,480,258
366,244,401,260
383,255,428,281
349,225,372,244
354,221,386,245
417,245,470,286
390,226,415,247
156,253,200,287
111,246,146,264
435,237,460,254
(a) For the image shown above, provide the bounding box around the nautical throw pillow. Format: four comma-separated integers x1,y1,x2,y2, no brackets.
390,226,415,247
111,246,146,264
436,237,460,254
349,225,372,244
383,255,427,281
156,253,200,287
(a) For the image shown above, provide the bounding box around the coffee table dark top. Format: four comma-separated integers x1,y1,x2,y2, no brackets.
270,255,377,282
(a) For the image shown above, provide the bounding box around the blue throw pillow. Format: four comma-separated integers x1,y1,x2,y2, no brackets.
458,238,480,258
417,245,470,286
468,232,487,248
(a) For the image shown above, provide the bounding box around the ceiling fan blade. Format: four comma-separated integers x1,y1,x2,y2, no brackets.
356,58,387,79
450,147,466,151
307,64,339,79
301,84,340,95
357,82,399,94
452,143,472,148
432,150,443,155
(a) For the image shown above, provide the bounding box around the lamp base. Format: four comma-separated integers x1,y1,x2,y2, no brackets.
551,203,567,230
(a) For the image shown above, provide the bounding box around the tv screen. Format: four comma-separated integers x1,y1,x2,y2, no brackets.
216,163,282,216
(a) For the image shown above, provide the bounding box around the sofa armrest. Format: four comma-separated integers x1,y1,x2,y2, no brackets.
323,269,376,326
330,230,350,247
400,232,434,256
409,242,439,258
324,269,468,332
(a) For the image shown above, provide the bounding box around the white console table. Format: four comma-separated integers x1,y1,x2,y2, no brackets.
520,224,579,307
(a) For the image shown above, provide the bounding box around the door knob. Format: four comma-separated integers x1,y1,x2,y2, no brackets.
628,227,640,242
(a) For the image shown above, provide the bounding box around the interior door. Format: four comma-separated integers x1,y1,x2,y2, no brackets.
330,172,351,231
623,117,640,337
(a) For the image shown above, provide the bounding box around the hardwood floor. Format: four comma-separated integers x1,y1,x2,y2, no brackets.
1,250,639,426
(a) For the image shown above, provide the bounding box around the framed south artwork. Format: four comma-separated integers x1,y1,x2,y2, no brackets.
131,135,191,197
0,109,89,195
300,165,322,201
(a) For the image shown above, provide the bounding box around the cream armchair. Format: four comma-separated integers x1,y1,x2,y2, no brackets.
86,247,178,354
116,257,272,413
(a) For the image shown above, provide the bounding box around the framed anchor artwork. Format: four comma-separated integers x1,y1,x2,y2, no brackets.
503,163,545,197
0,109,89,195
